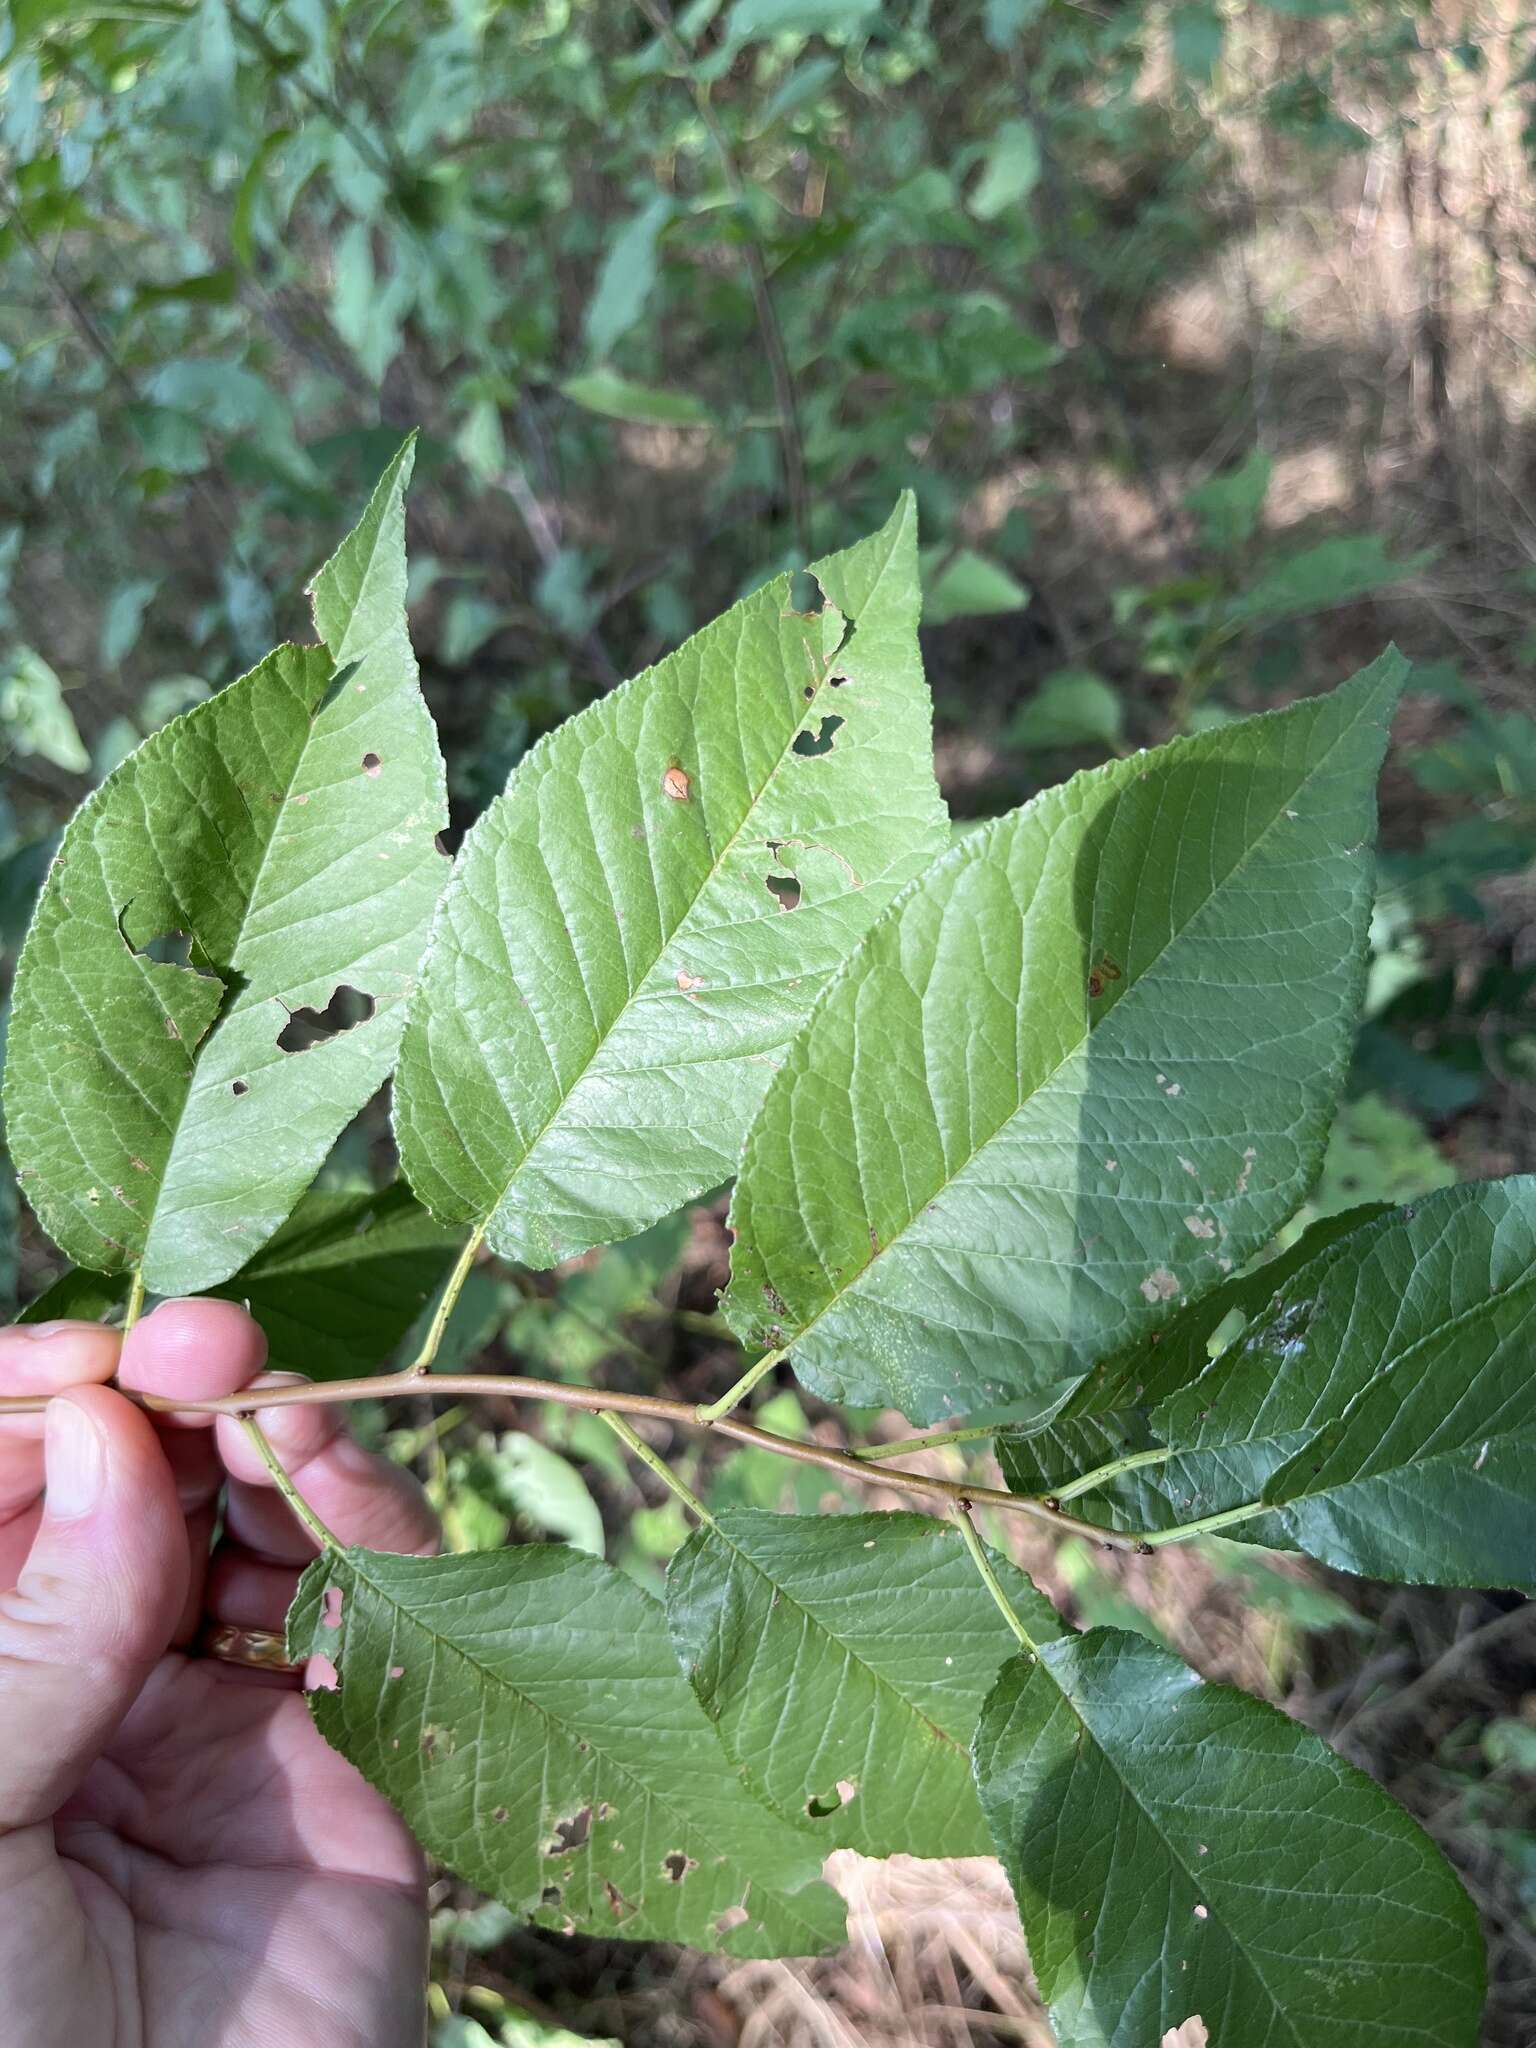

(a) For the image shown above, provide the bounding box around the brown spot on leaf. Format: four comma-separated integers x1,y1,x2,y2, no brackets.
1139,1267,1180,1303
603,1878,634,1921
662,764,691,801
715,1905,750,1936
676,969,704,993
663,1851,696,1882
361,752,382,776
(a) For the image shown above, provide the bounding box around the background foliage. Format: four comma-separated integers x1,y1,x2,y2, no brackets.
3,2,1536,2044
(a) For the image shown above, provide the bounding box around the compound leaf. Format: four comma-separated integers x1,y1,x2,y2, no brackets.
725,655,1405,1423
1152,1177,1536,1585
665,1510,1064,1857
288,1543,846,1956
4,441,447,1292
973,1629,1483,2048
395,497,946,1266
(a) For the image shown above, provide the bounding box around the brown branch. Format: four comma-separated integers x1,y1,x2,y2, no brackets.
0,1366,1141,1550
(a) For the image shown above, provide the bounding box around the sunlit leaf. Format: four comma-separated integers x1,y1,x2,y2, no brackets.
726,654,1405,1422
396,498,946,1265
289,1543,846,1955
4,442,448,1290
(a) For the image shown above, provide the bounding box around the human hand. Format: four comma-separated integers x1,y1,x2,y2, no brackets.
0,1298,440,2048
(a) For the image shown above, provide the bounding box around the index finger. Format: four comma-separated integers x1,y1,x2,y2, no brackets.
118,1297,268,1424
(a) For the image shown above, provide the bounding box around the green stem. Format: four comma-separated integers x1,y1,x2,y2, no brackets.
407,1225,484,1374
1053,1442,1175,1502
854,1422,1003,1461
953,1506,1038,1653
1141,1499,1267,1547
695,1343,786,1425
240,1415,340,1551
121,1271,146,1335
600,1410,716,1527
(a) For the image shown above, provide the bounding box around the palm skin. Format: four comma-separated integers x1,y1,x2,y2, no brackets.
0,1299,440,2048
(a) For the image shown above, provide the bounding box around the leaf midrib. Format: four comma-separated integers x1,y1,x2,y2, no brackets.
773,682,1385,1357
702,1518,983,1793
141,646,339,1269
474,529,904,1233
333,1548,827,1931
1031,1641,1310,2048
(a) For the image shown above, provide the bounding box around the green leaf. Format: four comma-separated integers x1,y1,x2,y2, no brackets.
488,1431,606,1556
1005,670,1122,752
973,1630,1483,2048
395,498,946,1266
997,1202,1394,1507
1153,1177,1536,1586
0,647,89,772
288,1543,846,1955
16,1265,127,1325
725,653,1405,1423
968,118,1041,221
1312,1091,1454,1214
920,547,1030,625
4,442,449,1290
1185,448,1270,548
561,371,714,429
1171,1,1224,82
666,1511,1063,1856
582,194,672,360
1232,535,1431,625
723,0,879,47
207,1183,459,1381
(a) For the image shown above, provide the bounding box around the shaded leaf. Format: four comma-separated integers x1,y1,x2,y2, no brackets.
1232,536,1430,625
208,1182,459,1381
666,1511,1063,1856
997,1202,1393,1509
561,371,714,428
1006,670,1122,752
583,194,672,359
1154,1177,1536,1585
973,1630,1483,2048
921,546,1030,624
968,118,1041,220
396,499,946,1266
289,1543,846,1955
4,442,448,1290
725,655,1404,1423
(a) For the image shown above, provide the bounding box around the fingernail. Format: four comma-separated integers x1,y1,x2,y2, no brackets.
45,1400,107,1519
16,1320,77,1341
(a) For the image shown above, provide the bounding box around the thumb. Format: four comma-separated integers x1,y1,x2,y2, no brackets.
0,1385,188,1831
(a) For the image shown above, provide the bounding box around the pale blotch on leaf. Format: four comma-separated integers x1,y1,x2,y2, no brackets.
1161,2020,1209,2048
1140,1266,1180,1303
